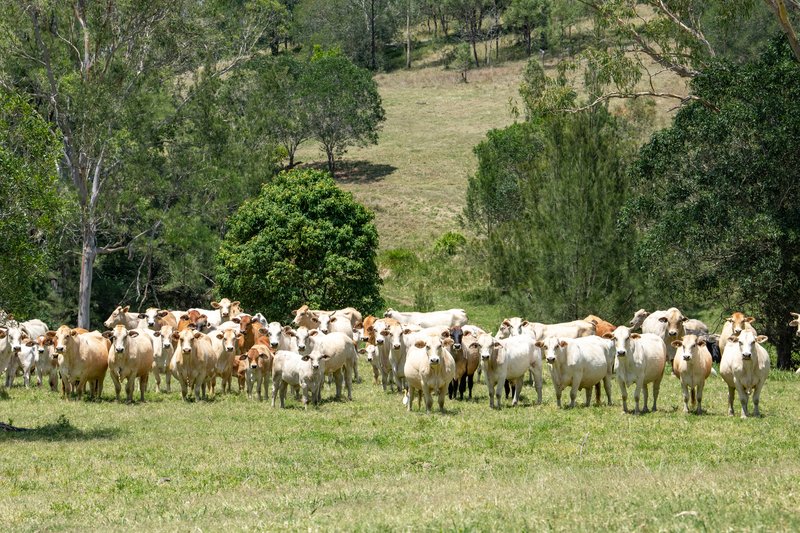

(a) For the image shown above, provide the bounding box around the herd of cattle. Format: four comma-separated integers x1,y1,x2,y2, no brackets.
0,301,796,418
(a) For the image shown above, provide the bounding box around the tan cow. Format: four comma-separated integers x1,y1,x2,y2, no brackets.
139,308,178,330
50,326,109,400
671,335,713,414
170,329,212,401
718,312,756,356
152,325,176,392
584,315,616,338
104,325,154,403
628,309,649,331
240,344,273,401
206,328,240,395
35,335,59,391
103,306,146,330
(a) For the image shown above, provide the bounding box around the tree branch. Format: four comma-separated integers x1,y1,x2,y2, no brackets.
560,91,717,113
652,0,715,57
96,220,162,255
764,0,800,63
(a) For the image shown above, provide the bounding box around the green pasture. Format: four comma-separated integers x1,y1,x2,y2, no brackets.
2,367,798,531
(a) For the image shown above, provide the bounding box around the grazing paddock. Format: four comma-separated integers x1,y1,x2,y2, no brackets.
1,368,799,530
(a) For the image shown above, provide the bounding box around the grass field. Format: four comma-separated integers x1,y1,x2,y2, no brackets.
2,367,799,530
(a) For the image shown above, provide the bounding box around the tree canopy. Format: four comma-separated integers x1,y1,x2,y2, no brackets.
216,169,383,320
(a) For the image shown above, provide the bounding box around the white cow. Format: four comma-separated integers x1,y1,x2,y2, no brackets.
537,336,612,408
152,325,175,393
718,312,757,357
526,320,596,341
266,322,297,352
604,326,666,414
384,308,468,328
628,309,649,331
10,339,37,388
271,349,322,409
641,307,687,363
306,330,358,401
189,298,243,328
720,330,769,418
474,333,540,409
104,306,147,330
35,335,59,391
403,333,456,413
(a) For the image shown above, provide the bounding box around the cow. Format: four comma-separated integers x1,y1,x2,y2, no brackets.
240,344,272,401
384,322,420,393
683,319,709,337
449,325,484,400
206,327,241,395
9,338,37,388
384,308,468,328
103,326,154,403
475,333,540,409
35,335,59,391
526,320,596,341
3,320,49,386
306,330,358,401
0,328,13,389
271,349,322,409
103,306,146,330
718,312,756,356
628,309,650,331
720,330,770,418
790,312,800,338
641,307,687,363
604,326,666,414
50,326,109,400
584,315,616,338
170,329,213,401
177,310,209,332
359,343,381,385
266,322,297,352
358,318,393,390
139,308,178,330
671,334,713,415
189,298,243,328
403,332,456,413
496,317,528,339
537,336,612,409
151,325,176,393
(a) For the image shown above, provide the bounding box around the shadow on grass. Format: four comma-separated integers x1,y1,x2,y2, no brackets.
0,415,123,442
303,160,398,184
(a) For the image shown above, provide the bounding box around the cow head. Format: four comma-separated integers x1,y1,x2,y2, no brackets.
316,312,332,334
293,326,310,353
671,334,706,361
139,307,160,327
103,305,130,329
6,326,25,352
360,343,379,363
173,329,203,354
729,330,767,360
603,326,640,357
210,298,237,320
535,337,568,364
629,309,649,330
658,308,687,337
789,312,800,337
449,326,464,350
413,335,453,366
726,312,755,335
472,333,499,362
215,328,240,353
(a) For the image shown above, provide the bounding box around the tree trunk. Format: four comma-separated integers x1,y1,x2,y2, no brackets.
472,36,480,67
525,26,532,56
406,0,412,69
370,0,377,71
325,146,336,175
775,323,793,370
77,221,97,329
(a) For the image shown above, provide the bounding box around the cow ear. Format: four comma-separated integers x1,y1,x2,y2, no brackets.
630,333,641,339
558,340,568,348
309,330,319,337
311,317,320,323
534,340,544,347
232,301,240,306
729,334,739,343
442,337,454,347
0,330,6,339
129,331,139,337
403,329,412,335
670,340,682,348
358,349,366,354
697,339,706,346
440,330,450,338
602,332,614,339
25,340,35,346
199,314,208,320
138,313,147,319
790,320,799,327
470,343,479,349
353,322,362,329
330,316,338,323
43,338,53,346
211,301,221,309
122,306,130,313
756,335,768,343
102,331,112,338
171,332,180,340
589,319,598,325
367,326,375,333
493,341,501,348
69,329,79,337
239,354,248,360
658,317,668,323
282,325,292,333
153,331,161,337
414,339,426,349
681,316,688,322
746,316,755,323
232,318,241,324
157,310,169,317
180,314,190,321
521,321,529,326
725,317,733,322
46,330,57,338
193,332,203,339
216,333,224,339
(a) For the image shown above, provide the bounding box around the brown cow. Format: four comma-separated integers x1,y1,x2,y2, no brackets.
240,344,273,400
585,315,616,338
49,326,108,400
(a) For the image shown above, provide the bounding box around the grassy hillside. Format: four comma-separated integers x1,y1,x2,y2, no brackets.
2,371,799,530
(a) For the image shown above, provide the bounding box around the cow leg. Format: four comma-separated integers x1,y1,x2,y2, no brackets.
405,386,413,412
690,387,696,410
111,371,122,402
569,377,580,408
603,375,612,406
438,385,447,413
447,379,455,400
476,365,482,383
736,381,749,418
334,369,343,400
727,386,735,416
467,374,474,400
458,374,466,400
140,374,148,402
180,376,188,400
125,376,135,403
49,371,58,392
753,381,764,417
513,377,523,406
593,383,600,405
36,368,43,387
487,378,494,409
642,383,650,413
681,382,690,413
618,380,628,413
345,364,353,401
503,379,510,399
633,380,642,415
423,386,433,414
696,381,705,415
651,375,662,412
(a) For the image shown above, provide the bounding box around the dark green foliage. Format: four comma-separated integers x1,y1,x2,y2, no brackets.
625,37,800,368
301,49,386,173
465,109,639,323
0,90,64,317
216,169,382,320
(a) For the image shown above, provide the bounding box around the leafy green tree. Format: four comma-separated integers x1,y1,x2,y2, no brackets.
216,169,383,319
625,37,800,369
0,90,64,316
506,0,550,56
301,50,385,174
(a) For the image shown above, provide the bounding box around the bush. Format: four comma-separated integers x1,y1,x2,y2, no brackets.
215,169,383,320
433,232,467,257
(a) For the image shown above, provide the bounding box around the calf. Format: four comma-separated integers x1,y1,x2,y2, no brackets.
604,326,666,414
170,329,212,401
177,310,209,332
240,344,273,401
671,334,712,414
50,326,109,400
207,328,241,395
537,336,612,408
404,333,456,413
35,335,59,391
272,349,322,408
720,330,769,418
267,322,297,352
104,326,154,403
10,338,37,388
386,322,421,392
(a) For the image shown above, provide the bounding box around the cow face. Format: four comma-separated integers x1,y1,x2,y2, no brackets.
217,329,239,353
267,322,284,348
103,305,130,329
140,307,160,327
414,335,452,366
498,317,526,339
535,337,568,364
307,349,330,372
173,329,202,354
104,325,140,353
211,298,234,320
629,309,649,329
52,326,78,354
658,308,687,337
449,327,464,351
242,347,269,370
726,312,755,335
789,312,800,337
156,325,174,349
360,343,379,363
383,308,395,318
6,326,25,352
729,330,767,360
671,334,706,361
603,326,640,357
471,334,497,361
316,312,332,334
294,326,310,353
